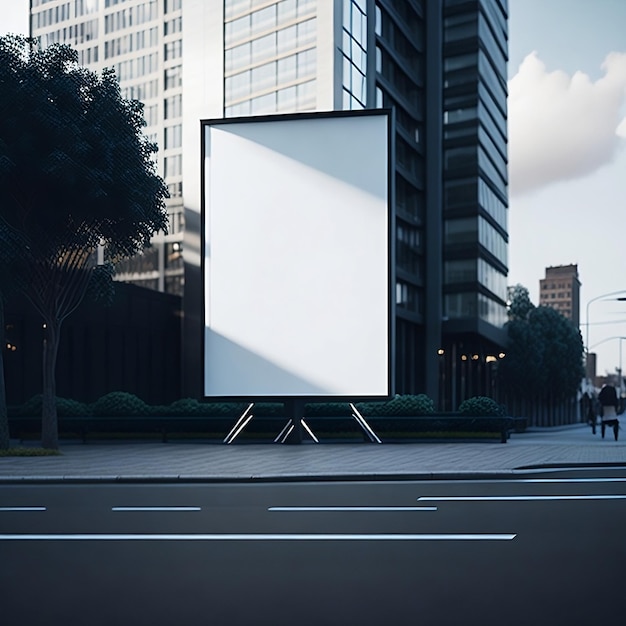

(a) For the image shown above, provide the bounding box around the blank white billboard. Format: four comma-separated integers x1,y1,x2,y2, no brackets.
202,111,392,398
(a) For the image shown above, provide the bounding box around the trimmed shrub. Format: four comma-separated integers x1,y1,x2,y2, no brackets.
56,397,90,417
252,403,286,417
305,402,353,417
165,398,204,416
13,395,89,417
357,394,435,417
91,392,150,417
158,400,249,417
458,396,505,417
197,402,248,417
16,394,43,417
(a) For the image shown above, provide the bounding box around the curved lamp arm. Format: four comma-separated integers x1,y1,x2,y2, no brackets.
585,290,626,352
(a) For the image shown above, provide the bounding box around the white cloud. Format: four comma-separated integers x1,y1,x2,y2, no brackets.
508,51,626,196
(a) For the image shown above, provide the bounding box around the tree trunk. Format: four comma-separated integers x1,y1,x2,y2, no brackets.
41,319,61,450
0,299,9,450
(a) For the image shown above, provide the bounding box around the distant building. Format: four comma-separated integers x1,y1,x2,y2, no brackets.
539,264,581,328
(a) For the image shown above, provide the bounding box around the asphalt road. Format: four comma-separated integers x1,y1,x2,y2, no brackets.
1,470,625,626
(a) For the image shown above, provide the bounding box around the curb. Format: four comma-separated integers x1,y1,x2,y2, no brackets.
2,464,626,484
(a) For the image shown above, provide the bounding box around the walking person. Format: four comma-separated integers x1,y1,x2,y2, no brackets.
582,391,598,434
598,384,620,441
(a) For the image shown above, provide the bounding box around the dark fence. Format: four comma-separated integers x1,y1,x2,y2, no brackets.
502,395,579,427
4,283,182,406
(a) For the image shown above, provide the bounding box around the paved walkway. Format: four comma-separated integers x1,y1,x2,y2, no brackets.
1,423,626,482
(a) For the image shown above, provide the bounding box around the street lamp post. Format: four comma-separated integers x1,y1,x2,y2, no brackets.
619,337,626,402
588,335,626,393
584,291,626,382
584,290,626,353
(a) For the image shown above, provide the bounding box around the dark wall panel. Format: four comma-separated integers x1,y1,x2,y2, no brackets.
4,283,182,406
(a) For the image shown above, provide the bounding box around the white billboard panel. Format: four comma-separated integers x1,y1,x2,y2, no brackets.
202,111,392,398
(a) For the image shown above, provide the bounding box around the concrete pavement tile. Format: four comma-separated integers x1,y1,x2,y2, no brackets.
1,425,626,482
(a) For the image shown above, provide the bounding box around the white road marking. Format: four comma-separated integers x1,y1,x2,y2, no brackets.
516,478,626,483
111,507,201,512
418,495,626,501
268,506,437,512
0,533,516,541
0,507,46,512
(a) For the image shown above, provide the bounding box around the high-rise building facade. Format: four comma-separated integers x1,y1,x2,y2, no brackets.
29,0,509,406
30,0,186,295
539,264,581,327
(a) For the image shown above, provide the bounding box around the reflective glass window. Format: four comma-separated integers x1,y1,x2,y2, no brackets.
225,42,251,73
251,92,277,114
445,259,476,284
277,25,297,53
251,62,276,92
278,0,296,22
277,55,297,83
278,85,297,110
251,32,276,64
445,217,477,245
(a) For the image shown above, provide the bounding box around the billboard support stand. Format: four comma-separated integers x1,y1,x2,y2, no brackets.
225,398,320,444
223,403,255,444
279,398,305,444
350,403,383,444
223,399,382,444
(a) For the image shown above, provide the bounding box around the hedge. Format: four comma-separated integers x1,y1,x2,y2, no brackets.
8,393,505,419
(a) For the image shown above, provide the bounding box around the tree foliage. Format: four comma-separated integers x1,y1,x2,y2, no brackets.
0,35,168,448
507,284,534,321
500,286,584,402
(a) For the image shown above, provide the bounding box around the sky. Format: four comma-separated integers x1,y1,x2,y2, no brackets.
507,0,626,377
1,0,626,377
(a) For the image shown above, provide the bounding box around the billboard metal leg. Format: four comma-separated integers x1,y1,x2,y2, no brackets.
274,420,294,443
350,403,382,443
276,399,319,444
281,398,304,444
223,403,255,444
300,418,319,443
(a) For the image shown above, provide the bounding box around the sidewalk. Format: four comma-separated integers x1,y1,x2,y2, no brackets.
1,424,626,482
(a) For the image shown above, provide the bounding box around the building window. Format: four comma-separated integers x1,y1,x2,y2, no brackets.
164,124,182,149
167,181,183,198
445,217,477,245
165,16,182,35
164,39,182,60
396,281,419,312
164,94,182,119
341,0,367,110
164,154,182,178
445,292,477,318
143,103,158,127
445,259,476,284
164,65,182,90
165,0,181,13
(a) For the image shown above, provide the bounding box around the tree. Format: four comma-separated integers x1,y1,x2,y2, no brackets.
507,284,534,321
500,286,585,409
0,36,168,449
